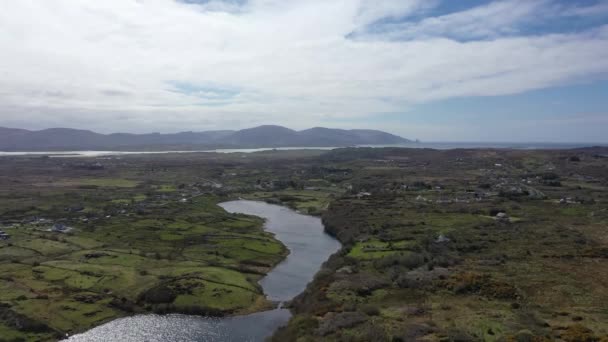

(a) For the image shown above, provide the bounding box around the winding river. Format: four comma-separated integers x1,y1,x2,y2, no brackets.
64,200,341,342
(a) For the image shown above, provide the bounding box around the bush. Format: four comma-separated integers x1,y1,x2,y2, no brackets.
271,315,319,342
539,172,559,180
360,304,380,316
373,253,425,270
445,272,518,300
542,180,561,187
139,285,176,304
358,324,389,341
394,323,435,342
444,329,477,342
278,195,299,202
489,208,506,216
429,255,460,268
561,324,598,342
0,306,52,334
109,298,136,313
396,275,423,289
315,312,367,336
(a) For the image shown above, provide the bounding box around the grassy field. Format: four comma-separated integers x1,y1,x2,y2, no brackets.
272,147,608,341
2,147,608,341
0,154,295,341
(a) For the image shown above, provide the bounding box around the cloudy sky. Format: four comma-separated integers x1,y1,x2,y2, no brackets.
1,0,607,142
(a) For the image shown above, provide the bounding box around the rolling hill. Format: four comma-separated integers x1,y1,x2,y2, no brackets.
0,125,410,151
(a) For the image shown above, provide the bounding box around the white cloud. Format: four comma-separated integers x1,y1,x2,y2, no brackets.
354,0,551,40
354,0,437,26
563,0,608,17
0,0,607,134
354,0,608,41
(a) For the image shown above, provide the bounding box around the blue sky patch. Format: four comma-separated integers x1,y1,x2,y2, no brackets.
167,81,240,100
352,0,608,42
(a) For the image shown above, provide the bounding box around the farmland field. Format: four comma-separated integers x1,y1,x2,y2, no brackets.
1,147,608,341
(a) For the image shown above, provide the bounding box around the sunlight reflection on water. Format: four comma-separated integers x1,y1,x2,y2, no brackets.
65,200,341,342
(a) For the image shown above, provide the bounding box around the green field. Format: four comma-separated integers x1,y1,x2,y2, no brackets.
2,147,608,341
0,162,288,341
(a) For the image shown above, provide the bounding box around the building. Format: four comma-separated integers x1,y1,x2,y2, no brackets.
495,212,510,223
435,234,451,244
356,192,371,198
52,223,72,233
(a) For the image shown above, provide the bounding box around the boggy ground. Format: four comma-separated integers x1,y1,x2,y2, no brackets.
273,147,608,341
1,147,608,341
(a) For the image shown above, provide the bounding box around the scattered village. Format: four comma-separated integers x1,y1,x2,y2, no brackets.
1,147,608,341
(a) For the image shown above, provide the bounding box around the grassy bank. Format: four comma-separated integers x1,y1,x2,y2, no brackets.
0,154,292,341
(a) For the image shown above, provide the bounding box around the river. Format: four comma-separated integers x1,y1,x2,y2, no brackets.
63,200,341,342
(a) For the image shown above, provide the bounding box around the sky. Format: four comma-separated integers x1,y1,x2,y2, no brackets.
0,0,607,142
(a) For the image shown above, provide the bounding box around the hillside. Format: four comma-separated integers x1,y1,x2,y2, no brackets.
0,125,410,151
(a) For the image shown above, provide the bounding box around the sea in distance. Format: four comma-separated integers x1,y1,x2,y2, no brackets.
0,142,606,157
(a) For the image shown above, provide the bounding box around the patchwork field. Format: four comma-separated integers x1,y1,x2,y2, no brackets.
0,154,294,341
269,147,608,342
1,147,608,341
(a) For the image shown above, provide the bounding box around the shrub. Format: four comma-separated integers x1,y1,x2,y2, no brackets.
278,195,299,202
139,285,176,304
0,306,52,334
445,272,518,300
316,312,367,336
396,275,423,289
360,304,380,316
394,323,435,342
489,208,506,216
444,329,477,342
109,298,136,313
358,324,389,341
373,253,425,270
271,315,319,342
561,324,598,342
539,172,559,180
542,180,562,187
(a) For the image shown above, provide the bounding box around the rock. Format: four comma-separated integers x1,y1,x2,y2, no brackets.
336,266,354,274
435,234,451,243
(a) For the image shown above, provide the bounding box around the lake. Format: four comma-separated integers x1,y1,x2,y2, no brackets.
63,200,341,342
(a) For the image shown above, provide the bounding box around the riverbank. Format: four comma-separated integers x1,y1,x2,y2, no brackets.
2,147,608,341
272,147,608,341
64,200,340,341
0,193,288,340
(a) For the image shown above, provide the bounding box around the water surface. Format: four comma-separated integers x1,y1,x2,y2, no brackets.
65,200,341,342
2,142,604,157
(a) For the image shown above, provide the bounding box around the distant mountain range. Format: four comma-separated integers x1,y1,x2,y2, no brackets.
0,125,410,151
